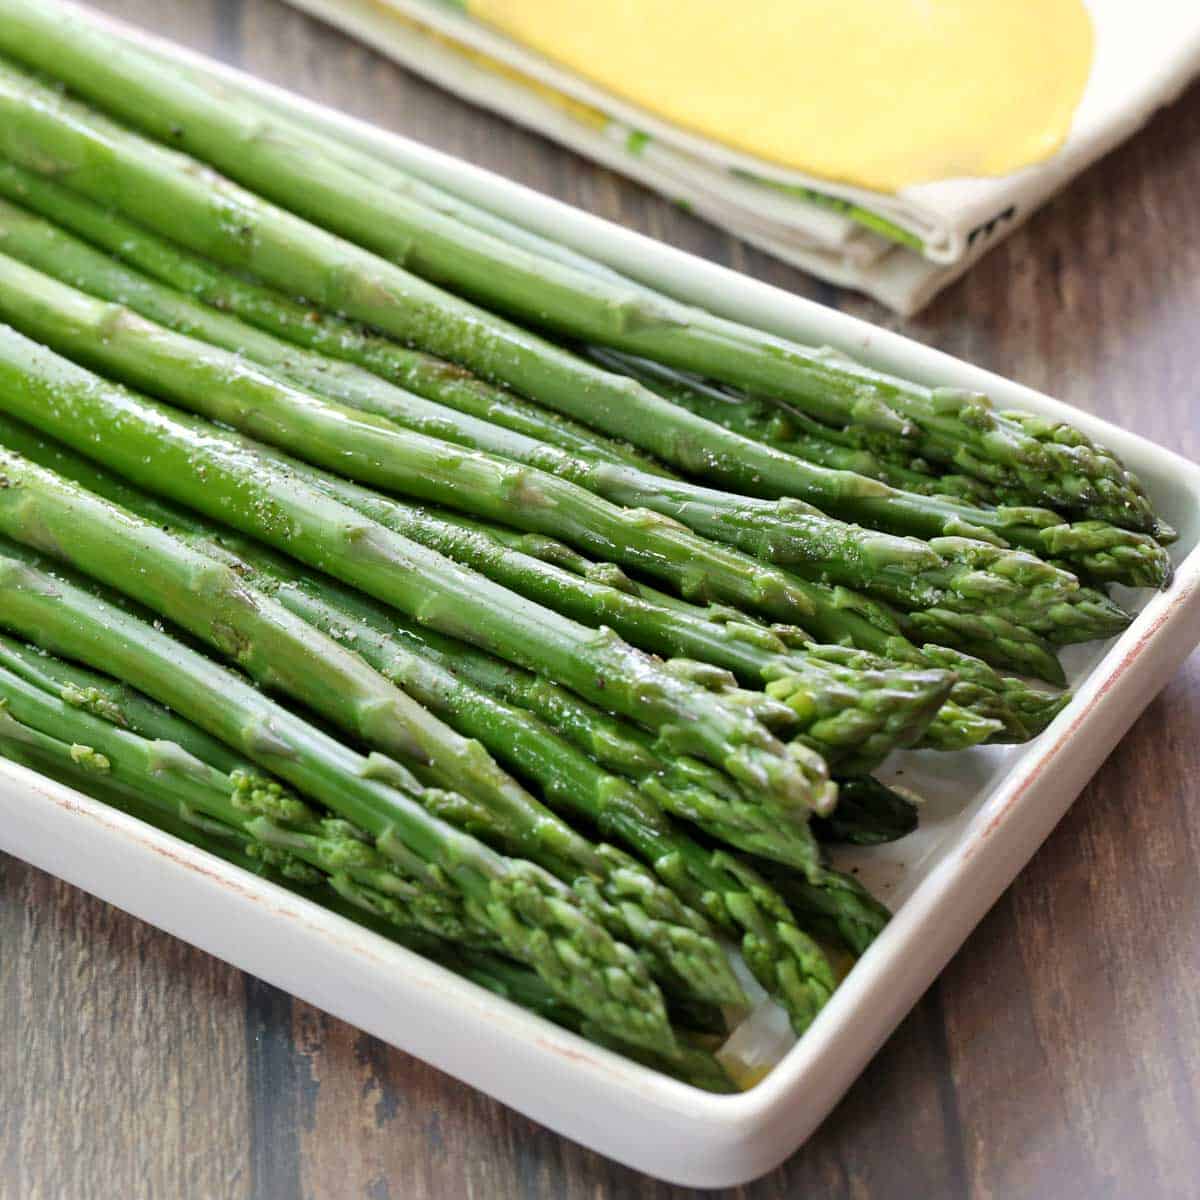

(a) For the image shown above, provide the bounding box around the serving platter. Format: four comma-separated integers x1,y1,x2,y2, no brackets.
1,11,1199,1187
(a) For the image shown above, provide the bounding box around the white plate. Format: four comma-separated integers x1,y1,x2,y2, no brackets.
2,13,1199,1188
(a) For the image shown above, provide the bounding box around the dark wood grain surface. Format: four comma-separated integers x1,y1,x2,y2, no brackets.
1,3,1197,1196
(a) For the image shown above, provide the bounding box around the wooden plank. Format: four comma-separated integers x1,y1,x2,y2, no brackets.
0,863,253,1199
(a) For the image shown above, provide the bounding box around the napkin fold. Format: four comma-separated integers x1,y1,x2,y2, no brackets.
284,0,1200,313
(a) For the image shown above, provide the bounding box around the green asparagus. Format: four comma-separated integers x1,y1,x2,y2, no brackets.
195,544,849,1022
288,477,1068,738
0,422,834,891
0,630,244,773
0,419,829,870
0,408,964,777
0,450,745,1008
0,325,835,824
0,212,1131,639
0,421,875,1014
0,246,1113,683
0,657,492,948
0,668,738,1088
0,52,1167,554
0,162,669,478
0,550,679,1052
585,346,1174,580
0,0,1152,1085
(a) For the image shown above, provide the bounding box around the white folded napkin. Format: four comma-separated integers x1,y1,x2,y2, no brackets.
283,0,1200,313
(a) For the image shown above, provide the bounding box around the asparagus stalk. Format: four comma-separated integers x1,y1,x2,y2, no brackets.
0,246,1108,681
0,7,1166,540
583,347,987,495
249,558,876,959
0,429,831,893
0,50,1166,549
0,327,835,825
0,528,849,1028
0,550,680,1051
286,479,1066,741
0,175,1104,686
594,349,1181,553
513,551,1006,751
0,399,965,768
0,418,872,1015
0,558,841,1025
0,419,830,873
0,157,1159,599
811,777,920,846
0,672,738,1088
0,630,244,774
0,452,743,1008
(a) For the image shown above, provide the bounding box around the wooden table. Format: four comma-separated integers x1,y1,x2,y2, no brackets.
2,3,1197,1196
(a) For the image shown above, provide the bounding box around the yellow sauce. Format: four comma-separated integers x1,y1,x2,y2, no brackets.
468,0,1094,192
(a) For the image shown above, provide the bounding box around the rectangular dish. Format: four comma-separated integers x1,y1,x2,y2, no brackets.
1,12,1199,1186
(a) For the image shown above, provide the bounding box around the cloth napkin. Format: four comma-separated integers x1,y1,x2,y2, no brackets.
283,0,1200,313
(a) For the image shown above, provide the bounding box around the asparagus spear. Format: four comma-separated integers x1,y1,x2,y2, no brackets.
0,526,848,1028
0,326,834,823
0,210,1128,639
811,777,920,846
0,563,840,1025
0,431,832,897
496,545,1005,751
0,51,1166,549
583,347,985,494
228,569,871,993
0,673,738,1088
239,550,878,958
0,407,963,769
0,408,979,768
0,452,743,1008
0,419,831,873
0,418,871,1011
0,550,680,1051
594,349,1181,552
0,630,244,773
0,246,1110,680
0,6,1166,539
284,478,1066,740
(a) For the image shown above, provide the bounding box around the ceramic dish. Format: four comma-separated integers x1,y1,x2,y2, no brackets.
2,13,1199,1187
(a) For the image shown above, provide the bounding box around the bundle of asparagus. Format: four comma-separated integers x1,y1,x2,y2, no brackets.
0,0,1173,1090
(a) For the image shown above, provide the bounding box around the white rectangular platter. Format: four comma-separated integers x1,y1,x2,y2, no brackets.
1,12,1199,1188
